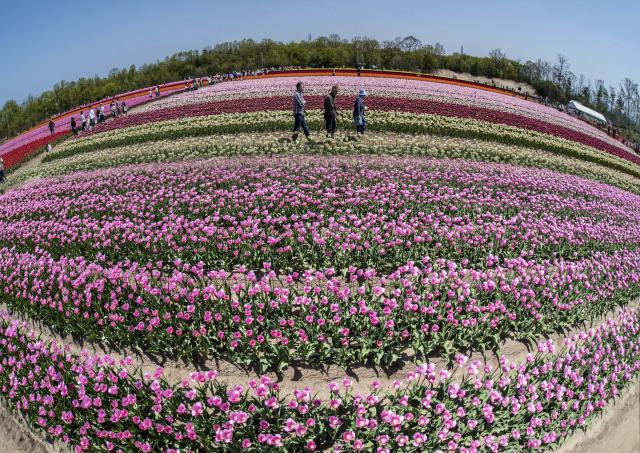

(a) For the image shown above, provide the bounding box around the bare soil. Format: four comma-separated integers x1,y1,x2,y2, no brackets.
435,69,537,95
0,402,63,453
556,378,640,453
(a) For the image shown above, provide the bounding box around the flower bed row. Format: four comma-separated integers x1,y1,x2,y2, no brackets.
134,76,621,150
0,130,68,169
11,133,640,195
0,308,638,452
6,157,640,270
44,111,640,180
75,94,635,165
1,157,640,367
0,83,188,165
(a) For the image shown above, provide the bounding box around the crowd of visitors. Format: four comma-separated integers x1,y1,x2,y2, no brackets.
206,66,302,84
73,98,128,137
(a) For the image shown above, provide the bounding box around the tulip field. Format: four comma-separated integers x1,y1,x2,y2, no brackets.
1,75,640,452
66,76,636,165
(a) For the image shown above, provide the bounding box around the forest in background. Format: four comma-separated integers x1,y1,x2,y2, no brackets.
1,35,638,142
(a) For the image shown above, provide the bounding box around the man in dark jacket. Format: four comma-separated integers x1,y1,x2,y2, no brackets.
324,85,339,138
70,117,78,136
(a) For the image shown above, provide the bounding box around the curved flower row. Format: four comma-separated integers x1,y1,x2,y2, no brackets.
11,133,640,194
133,76,624,152
0,130,67,169
0,84,187,166
46,111,640,180
6,157,640,269
76,92,634,164
1,157,640,367
0,308,638,452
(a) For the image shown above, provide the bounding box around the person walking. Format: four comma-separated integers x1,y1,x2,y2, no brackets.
89,107,96,129
155,86,160,97
98,104,105,123
0,156,5,184
110,101,116,118
292,81,311,142
353,89,367,136
323,85,339,138
48,119,55,135
149,88,153,98
80,111,86,132
121,101,128,115
71,116,78,136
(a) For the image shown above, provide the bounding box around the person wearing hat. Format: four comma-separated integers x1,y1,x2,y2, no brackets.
353,88,367,136
292,81,311,142
324,85,339,138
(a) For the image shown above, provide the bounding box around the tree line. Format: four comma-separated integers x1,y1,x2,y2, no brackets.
1,35,639,142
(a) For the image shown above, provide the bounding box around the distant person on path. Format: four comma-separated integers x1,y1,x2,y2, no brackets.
71,116,78,136
155,86,160,97
149,88,153,98
98,104,105,123
115,98,122,115
48,119,55,135
122,101,128,115
80,111,86,131
323,85,339,138
89,108,96,129
292,81,311,142
353,89,367,136
110,101,116,118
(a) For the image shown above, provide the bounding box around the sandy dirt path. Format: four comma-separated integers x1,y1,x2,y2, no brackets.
556,377,640,453
0,402,62,453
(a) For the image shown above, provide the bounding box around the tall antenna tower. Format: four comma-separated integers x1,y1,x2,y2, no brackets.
356,40,364,68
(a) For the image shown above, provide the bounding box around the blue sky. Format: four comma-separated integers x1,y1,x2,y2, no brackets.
0,0,637,106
